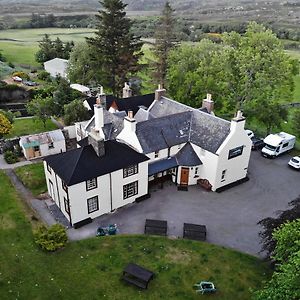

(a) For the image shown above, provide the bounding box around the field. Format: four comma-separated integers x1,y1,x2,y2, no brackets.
0,170,270,300
6,118,58,138
0,28,96,67
14,163,46,196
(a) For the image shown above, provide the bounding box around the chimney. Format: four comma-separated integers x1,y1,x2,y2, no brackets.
88,129,105,157
122,82,132,98
96,86,106,108
94,104,104,133
124,110,136,132
202,93,214,113
230,110,246,133
155,84,166,101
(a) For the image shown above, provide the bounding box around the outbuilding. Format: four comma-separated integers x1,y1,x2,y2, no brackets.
44,58,68,78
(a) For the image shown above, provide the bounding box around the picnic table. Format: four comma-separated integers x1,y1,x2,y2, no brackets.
183,223,206,241
144,219,167,236
122,263,154,289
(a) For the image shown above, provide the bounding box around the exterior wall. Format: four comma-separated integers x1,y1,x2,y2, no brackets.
40,140,66,157
175,165,203,185
146,143,186,163
44,63,67,78
64,125,76,139
75,122,88,142
214,121,252,191
44,160,149,225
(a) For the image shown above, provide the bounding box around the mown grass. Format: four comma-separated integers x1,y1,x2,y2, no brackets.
0,170,271,300
6,118,58,138
14,163,46,196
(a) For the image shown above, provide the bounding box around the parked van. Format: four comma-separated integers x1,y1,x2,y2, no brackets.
288,156,300,170
262,132,296,158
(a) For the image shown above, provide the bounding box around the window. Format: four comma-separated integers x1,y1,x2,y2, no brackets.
221,170,227,181
86,178,97,191
64,197,70,214
62,181,68,192
47,163,51,174
33,145,40,152
195,167,198,175
282,142,289,148
154,151,159,158
123,181,138,199
87,196,99,214
228,146,244,159
123,165,138,178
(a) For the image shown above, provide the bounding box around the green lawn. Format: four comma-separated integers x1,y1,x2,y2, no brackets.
6,118,58,138
0,170,271,299
14,163,46,196
0,28,96,67
293,75,300,102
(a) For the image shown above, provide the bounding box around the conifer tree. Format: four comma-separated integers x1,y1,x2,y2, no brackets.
87,0,143,96
152,1,177,86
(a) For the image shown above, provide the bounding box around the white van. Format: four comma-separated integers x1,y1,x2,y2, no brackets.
262,132,296,158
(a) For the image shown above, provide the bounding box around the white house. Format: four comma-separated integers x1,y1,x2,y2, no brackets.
44,58,68,78
44,86,252,227
20,129,66,160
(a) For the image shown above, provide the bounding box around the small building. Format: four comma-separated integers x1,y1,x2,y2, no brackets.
70,84,91,96
20,130,66,160
44,58,68,78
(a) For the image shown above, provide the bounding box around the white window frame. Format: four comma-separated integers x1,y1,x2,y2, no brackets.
123,165,138,178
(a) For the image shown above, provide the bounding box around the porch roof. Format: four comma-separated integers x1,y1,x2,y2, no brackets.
148,157,178,176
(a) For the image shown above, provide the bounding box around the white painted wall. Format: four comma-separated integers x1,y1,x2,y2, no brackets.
40,140,66,157
64,125,76,139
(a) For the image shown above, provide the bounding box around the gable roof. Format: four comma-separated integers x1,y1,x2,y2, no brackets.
45,140,149,186
175,142,202,166
44,58,68,69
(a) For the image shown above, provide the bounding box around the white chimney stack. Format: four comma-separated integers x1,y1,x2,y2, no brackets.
230,110,246,133
96,86,106,108
94,104,105,139
122,82,132,98
155,84,166,101
201,93,214,113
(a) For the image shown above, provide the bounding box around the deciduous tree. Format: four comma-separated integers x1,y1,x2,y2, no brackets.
63,99,90,126
0,112,12,137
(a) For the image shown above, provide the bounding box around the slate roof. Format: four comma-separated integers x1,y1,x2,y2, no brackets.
86,94,155,115
45,140,149,186
175,143,202,166
148,157,177,176
138,96,231,154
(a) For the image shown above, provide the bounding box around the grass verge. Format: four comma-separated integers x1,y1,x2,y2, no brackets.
6,118,58,138
14,162,46,196
0,170,271,300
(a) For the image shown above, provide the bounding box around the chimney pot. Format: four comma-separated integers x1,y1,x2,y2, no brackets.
201,93,214,113
155,84,166,101
128,110,134,119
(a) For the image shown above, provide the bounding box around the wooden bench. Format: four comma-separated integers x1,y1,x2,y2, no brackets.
122,263,154,289
144,219,167,236
183,223,207,241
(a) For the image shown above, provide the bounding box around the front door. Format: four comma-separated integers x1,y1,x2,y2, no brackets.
180,168,189,185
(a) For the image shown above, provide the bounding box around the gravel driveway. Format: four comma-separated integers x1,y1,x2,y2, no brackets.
68,151,300,257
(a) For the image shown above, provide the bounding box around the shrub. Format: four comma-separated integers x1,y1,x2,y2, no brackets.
34,224,68,252
37,71,51,82
4,150,18,164
8,62,15,68
12,71,30,80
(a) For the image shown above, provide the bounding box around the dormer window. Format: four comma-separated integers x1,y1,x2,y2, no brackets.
123,165,138,178
86,178,97,191
155,150,159,158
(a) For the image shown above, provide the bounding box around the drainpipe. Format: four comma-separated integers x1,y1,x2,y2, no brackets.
55,173,61,209
109,173,113,211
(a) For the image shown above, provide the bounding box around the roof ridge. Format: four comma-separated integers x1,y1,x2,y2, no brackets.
66,146,86,184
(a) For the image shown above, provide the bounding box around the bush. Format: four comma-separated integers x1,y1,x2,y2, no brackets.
34,224,68,252
12,71,30,80
4,150,18,164
37,71,51,82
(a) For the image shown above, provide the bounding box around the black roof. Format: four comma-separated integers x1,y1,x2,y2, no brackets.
86,94,155,115
45,140,149,186
175,142,202,166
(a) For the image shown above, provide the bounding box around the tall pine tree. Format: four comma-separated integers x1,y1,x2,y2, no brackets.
152,1,177,86
87,0,143,96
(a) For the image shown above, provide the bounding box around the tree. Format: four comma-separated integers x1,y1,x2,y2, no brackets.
35,34,54,63
87,0,143,95
254,219,300,300
152,1,177,86
53,37,64,59
291,109,300,137
0,112,12,137
167,22,295,121
26,95,53,128
63,99,90,125
52,78,82,117
67,42,103,85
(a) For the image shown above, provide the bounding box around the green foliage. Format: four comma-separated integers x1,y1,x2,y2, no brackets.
4,150,18,164
34,224,68,252
63,99,90,125
37,70,51,82
254,219,300,300
152,1,177,86
291,109,300,137
0,112,12,137
87,0,143,95
26,95,54,127
167,22,295,127
0,109,15,124
12,71,30,80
